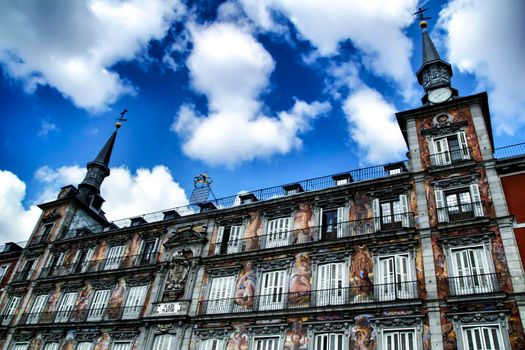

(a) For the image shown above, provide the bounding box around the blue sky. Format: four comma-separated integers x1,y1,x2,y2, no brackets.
0,0,524,242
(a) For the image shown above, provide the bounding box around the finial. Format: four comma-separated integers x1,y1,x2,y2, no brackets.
115,108,128,129
413,7,432,29
193,173,212,188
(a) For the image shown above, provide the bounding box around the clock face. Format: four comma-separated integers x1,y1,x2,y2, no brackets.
428,87,452,104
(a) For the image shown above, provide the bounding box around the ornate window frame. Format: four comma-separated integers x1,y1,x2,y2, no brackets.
449,310,511,350
373,315,423,350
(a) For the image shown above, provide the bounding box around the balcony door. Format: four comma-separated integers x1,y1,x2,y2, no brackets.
259,270,286,310
451,247,493,295
377,254,412,301
27,294,47,324
316,262,346,306
266,218,290,248
207,276,235,314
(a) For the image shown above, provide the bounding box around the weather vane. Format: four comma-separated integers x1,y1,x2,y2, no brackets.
413,7,432,29
115,108,128,129
193,173,212,188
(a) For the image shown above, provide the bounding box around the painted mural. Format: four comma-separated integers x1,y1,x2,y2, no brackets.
71,282,92,321
349,191,374,235
415,242,427,299
226,323,248,350
234,262,256,310
121,233,141,268
289,253,312,306
349,314,376,350
349,245,373,302
293,203,315,244
61,243,78,274
431,236,448,299
41,283,61,322
88,241,107,272
491,232,513,292
93,333,111,350
508,303,525,350
440,311,456,350
29,334,43,350
422,318,431,350
284,322,308,350
107,278,126,319
245,211,263,251
61,331,75,350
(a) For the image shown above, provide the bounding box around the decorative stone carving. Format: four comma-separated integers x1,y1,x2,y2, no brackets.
157,324,175,333
43,332,63,342
256,257,293,270
451,311,507,323
263,206,296,219
76,333,97,342
422,120,468,136
163,251,190,302
311,251,349,263
371,241,417,255
439,232,494,248
373,316,421,327
433,175,477,189
164,225,207,248
250,325,286,336
127,274,154,287
308,322,349,332
42,208,62,223
111,331,138,340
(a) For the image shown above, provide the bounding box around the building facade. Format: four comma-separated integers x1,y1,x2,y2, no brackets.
1,22,525,350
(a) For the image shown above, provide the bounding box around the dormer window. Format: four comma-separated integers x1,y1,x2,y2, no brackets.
282,183,303,196
332,173,353,186
239,193,258,205
384,162,407,176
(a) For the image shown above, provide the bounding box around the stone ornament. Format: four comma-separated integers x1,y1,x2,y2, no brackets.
163,251,190,301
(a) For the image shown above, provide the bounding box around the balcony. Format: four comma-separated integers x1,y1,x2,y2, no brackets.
210,213,415,255
446,273,503,297
436,201,484,223
28,234,50,246
198,281,419,315
40,253,158,279
12,269,35,282
0,313,16,327
18,306,143,326
430,147,471,167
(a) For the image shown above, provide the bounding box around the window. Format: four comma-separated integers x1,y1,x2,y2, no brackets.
76,343,93,350
40,222,54,241
372,195,409,230
19,259,36,281
435,184,483,222
2,296,20,325
123,285,148,319
152,335,176,350
74,248,95,273
383,329,416,350
320,208,345,239
377,254,413,301
46,253,65,277
462,325,504,350
314,333,343,350
112,342,132,350
44,344,59,350
206,276,236,314
336,178,349,185
259,270,286,311
450,246,494,295
215,225,244,254
11,343,28,350
104,245,126,270
55,292,77,322
139,240,157,265
27,294,47,324
317,262,346,306
265,218,291,248
431,131,470,166
0,264,9,282
254,337,279,350
87,289,110,321
200,339,224,350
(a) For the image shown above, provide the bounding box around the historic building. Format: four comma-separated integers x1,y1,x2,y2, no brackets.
1,19,525,350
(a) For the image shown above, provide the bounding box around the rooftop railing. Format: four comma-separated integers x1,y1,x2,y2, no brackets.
198,281,419,315
18,306,143,326
210,213,415,256
494,142,525,160
446,273,502,296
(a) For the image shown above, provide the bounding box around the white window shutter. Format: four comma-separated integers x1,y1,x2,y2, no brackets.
27,295,47,324
435,138,451,165
81,248,95,272
260,270,286,310
56,292,76,322
228,226,243,253
316,264,330,306
207,276,235,314
214,226,224,254
104,245,125,270
372,198,381,232
330,262,345,304
87,289,110,321
399,195,409,227
458,131,470,159
469,183,484,217
266,218,290,248
153,335,175,350
336,207,345,237
434,188,448,222
43,343,59,350
124,285,147,317
112,342,132,350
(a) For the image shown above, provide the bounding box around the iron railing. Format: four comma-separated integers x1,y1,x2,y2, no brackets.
12,269,35,282
18,306,143,325
436,201,484,223
446,273,502,296
210,213,415,255
40,253,158,279
0,313,16,326
494,142,525,160
199,281,419,315
429,147,471,167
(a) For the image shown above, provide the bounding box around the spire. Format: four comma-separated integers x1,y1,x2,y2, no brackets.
91,130,117,169
422,30,441,64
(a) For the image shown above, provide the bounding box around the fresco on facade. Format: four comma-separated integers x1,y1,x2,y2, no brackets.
71,282,93,321
349,245,373,301
409,185,418,217
245,211,263,251
508,303,525,350
478,169,495,217
422,319,431,350
61,331,75,350
293,203,314,244
107,278,126,319
431,236,448,299
491,232,513,292
93,333,111,350
121,233,141,268
234,262,256,310
88,241,107,272
226,323,249,350
415,242,427,299
61,243,78,274
41,283,61,322
349,314,376,350
349,191,373,235
440,311,456,350
284,322,308,350
29,334,43,350
289,253,312,306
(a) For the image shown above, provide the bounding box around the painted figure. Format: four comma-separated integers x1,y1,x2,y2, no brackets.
94,333,110,350
289,253,312,305
88,241,107,272
121,233,141,268
349,245,373,301
293,203,314,244
107,278,126,319
244,211,262,251
349,191,373,235
71,282,92,321
349,315,376,350
234,262,256,309
284,323,307,350
41,284,61,322
60,244,78,275
227,324,248,350
61,331,75,350
29,335,43,350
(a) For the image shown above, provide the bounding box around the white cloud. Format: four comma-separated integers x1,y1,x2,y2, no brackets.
342,85,407,164
0,0,185,111
438,0,525,135
173,22,330,167
0,165,189,242
239,0,418,100
37,120,59,138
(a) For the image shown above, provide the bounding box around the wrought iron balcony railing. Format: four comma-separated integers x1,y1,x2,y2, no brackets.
40,253,158,279
18,306,144,326
12,269,35,282
446,273,502,297
430,147,471,167
210,213,415,255
198,281,419,315
0,313,16,327
436,201,484,223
